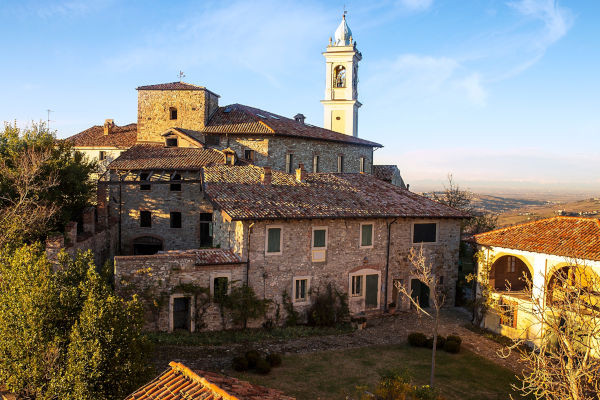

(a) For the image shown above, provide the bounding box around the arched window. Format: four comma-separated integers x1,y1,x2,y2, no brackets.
334,65,346,88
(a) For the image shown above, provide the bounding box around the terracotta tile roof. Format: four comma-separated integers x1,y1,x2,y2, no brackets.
372,165,398,182
126,362,294,400
137,81,211,91
108,144,225,171
66,123,137,148
474,216,600,261
203,165,467,221
203,104,382,148
158,248,243,265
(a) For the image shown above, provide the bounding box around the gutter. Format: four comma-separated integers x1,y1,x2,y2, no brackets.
246,222,255,286
384,217,399,313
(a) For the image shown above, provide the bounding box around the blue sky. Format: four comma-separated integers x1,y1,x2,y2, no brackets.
1,0,599,194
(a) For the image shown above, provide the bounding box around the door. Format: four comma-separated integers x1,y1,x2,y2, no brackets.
365,274,379,309
132,236,163,255
199,213,213,247
392,279,403,307
411,279,430,308
173,297,190,331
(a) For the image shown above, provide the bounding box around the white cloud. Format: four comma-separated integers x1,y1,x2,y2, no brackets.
396,0,433,12
508,0,573,47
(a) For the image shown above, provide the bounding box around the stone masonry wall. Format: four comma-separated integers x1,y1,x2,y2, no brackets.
114,253,245,331
212,216,461,320
137,89,218,143
108,173,213,254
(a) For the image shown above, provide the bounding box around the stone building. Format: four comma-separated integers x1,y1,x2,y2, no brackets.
113,164,465,332
473,216,600,349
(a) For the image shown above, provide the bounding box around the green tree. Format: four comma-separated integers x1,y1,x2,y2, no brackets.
223,284,270,329
0,121,95,248
0,245,152,399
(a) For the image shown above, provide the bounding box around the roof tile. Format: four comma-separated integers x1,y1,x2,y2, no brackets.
108,144,226,170
66,123,137,148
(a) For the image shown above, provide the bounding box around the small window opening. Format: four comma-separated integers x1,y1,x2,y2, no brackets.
99,151,107,161
413,223,437,243
213,277,229,302
351,275,363,296
313,155,320,173
286,154,294,174
140,211,151,228
140,173,151,191
294,278,308,302
170,212,182,228
166,137,178,147
170,173,182,191
244,149,255,162
169,107,177,120
337,155,344,173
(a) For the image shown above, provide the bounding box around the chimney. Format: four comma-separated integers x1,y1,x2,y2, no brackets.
103,119,115,135
295,163,307,183
294,113,306,124
261,167,272,185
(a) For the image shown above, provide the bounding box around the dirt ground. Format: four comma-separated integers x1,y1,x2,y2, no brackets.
153,307,523,374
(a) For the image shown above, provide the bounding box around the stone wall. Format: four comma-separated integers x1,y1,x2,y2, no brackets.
137,89,219,143
212,214,462,319
208,134,373,174
107,172,213,254
114,252,245,331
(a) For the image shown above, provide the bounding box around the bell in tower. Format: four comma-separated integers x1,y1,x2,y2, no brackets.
321,13,362,137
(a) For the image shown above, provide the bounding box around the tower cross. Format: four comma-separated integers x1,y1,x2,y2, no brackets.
178,71,186,82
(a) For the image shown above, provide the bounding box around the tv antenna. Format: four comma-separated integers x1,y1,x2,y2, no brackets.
46,109,53,131
178,71,186,82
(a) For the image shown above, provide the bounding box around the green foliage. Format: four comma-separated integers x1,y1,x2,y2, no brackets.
282,290,300,327
0,122,96,247
222,284,270,329
408,332,428,347
266,353,282,367
232,356,249,372
245,350,261,369
425,336,446,349
443,340,461,354
446,335,462,345
0,245,152,399
255,358,271,375
358,368,445,400
307,283,350,327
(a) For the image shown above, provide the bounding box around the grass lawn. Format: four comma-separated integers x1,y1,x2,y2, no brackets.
230,344,525,400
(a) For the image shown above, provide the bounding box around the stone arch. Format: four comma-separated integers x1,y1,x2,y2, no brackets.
546,264,600,308
489,254,533,293
132,235,164,255
334,65,346,88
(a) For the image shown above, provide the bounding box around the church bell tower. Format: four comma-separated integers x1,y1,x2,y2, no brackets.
321,13,362,137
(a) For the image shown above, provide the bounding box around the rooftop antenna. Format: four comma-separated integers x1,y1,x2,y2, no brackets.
46,109,53,131
178,71,186,82
343,4,347,18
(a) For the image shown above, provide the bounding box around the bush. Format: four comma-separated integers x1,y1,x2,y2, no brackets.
255,358,271,375
307,283,349,327
446,335,462,345
244,350,260,369
425,336,446,349
266,353,282,367
414,385,442,400
408,332,428,347
232,356,249,372
444,340,461,353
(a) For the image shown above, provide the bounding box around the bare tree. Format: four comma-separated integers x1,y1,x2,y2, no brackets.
466,249,496,326
395,246,447,387
499,260,600,400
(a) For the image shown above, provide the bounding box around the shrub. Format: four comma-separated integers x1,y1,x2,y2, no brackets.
307,283,349,327
266,353,282,367
446,335,462,345
223,285,270,329
414,385,442,400
232,356,249,372
244,350,260,369
444,340,461,354
408,332,428,347
425,336,446,349
255,358,271,375
282,291,300,327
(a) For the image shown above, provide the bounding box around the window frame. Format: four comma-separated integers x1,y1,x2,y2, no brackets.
170,211,182,229
285,153,294,174
313,155,320,173
169,107,178,120
311,226,328,249
265,225,283,255
244,149,255,162
99,150,107,161
359,157,365,173
411,222,439,244
169,293,195,332
359,222,374,249
337,155,344,173
350,274,363,297
292,276,311,304
140,210,152,228
210,273,232,301
165,137,178,147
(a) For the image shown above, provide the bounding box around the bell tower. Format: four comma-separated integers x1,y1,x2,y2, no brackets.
321,13,362,137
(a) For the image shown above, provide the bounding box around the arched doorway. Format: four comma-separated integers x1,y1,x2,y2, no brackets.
490,255,532,294
132,236,163,255
547,266,600,310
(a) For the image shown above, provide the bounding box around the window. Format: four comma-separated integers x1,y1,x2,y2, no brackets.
334,65,346,88
99,150,106,161
499,298,518,328
313,155,320,173
508,256,516,273
206,135,220,146
312,227,327,248
139,172,151,191
170,212,182,228
165,137,178,147
213,276,229,302
286,153,294,174
359,157,365,173
413,223,437,243
140,211,151,228
169,107,177,120
244,149,255,162
200,213,213,247
360,223,373,248
337,155,344,173
226,153,235,165
266,226,282,254
170,173,181,191
293,277,309,303
351,275,363,296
